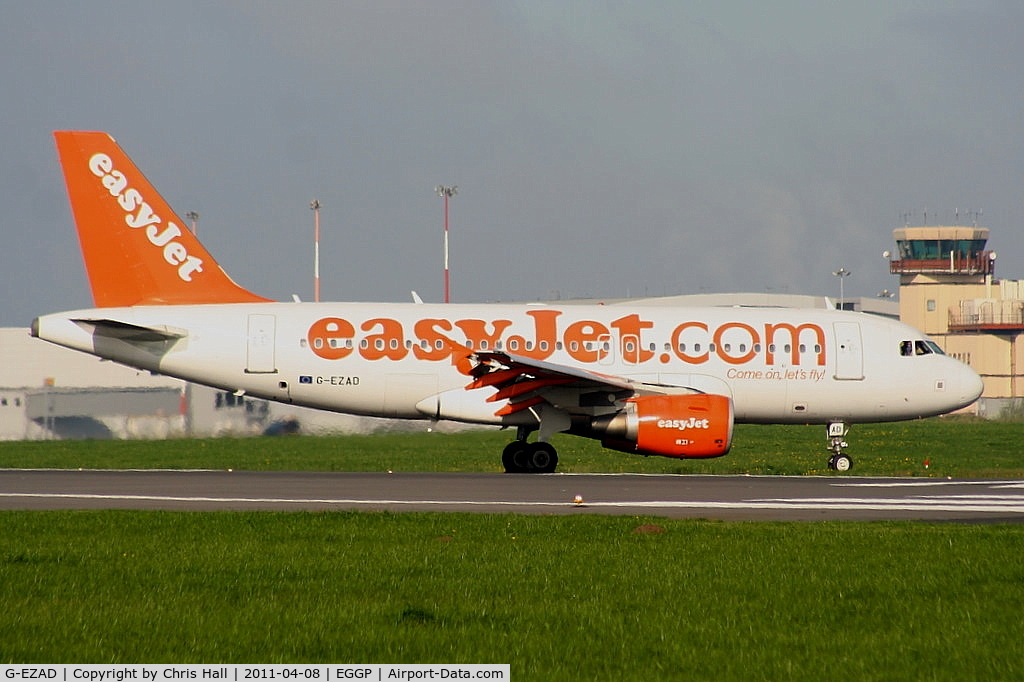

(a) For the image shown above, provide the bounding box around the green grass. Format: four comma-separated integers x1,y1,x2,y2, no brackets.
2,422,1023,677
1,511,1022,679
1,418,1022,478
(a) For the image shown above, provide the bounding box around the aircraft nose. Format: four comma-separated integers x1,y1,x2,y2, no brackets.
956,363,984,408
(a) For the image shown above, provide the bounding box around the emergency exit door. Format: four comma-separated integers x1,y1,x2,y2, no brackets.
246,314,277,373
833,322,863,380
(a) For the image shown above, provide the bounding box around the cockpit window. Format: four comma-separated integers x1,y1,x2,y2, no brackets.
901,339,946,356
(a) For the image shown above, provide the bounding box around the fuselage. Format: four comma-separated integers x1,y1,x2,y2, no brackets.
32,301,984,427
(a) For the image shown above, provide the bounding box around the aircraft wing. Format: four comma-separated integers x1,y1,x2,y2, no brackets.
455,348,674,417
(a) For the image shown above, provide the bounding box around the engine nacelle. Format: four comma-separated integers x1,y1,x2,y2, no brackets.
593,393,733,459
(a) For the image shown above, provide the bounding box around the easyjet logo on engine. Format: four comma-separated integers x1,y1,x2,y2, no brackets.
657,417,711,430
306,311,827,368
88,153,204,282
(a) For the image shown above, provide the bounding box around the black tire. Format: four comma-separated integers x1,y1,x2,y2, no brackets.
502,441,529,473
833,454,853,472
528,442,558,474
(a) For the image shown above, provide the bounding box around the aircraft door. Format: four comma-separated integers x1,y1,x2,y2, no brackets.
833,322,864,380
246,314,277,373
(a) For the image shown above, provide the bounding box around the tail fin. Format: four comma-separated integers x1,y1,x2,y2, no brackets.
53,131,271,307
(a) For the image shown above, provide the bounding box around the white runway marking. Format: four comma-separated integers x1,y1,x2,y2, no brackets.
0,492,568,508
4,491,1024,514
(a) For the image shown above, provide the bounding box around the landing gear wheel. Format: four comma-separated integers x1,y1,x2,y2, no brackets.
502,441,530,473
826,422,852,472
527,442,558,474
501,441,559,473
828,453,853,472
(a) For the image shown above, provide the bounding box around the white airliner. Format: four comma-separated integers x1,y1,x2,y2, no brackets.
32,131,983,472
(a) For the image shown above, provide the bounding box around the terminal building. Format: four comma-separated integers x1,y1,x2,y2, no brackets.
0,328,380,440
889,225,1023,417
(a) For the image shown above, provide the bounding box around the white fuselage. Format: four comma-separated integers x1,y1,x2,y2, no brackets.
33,301,984,427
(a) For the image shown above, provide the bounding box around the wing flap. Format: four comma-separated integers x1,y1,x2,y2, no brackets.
450,347,638,417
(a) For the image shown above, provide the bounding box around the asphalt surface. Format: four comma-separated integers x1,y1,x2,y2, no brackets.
2,469,1024,521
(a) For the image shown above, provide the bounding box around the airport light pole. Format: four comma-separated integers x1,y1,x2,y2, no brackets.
310,199,322,303
833,267,851,309
435,185,457,303
183,210,201,435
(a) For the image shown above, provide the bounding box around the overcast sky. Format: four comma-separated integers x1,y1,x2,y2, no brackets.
3,1,1022,326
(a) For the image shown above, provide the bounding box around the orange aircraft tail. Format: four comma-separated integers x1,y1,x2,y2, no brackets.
53,131,271,307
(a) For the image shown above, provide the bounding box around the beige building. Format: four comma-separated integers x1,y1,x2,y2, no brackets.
890,226,1023,416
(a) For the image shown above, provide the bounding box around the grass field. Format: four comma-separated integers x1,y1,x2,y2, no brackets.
2,420,1023,678
1,418,1022,477
2,511,1023,679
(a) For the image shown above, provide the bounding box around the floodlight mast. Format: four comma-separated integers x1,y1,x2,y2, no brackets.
186,211,199,236
310,199,322,303
833,267,851,308
435,185,457,303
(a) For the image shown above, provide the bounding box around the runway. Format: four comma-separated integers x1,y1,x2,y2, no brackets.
3,469,1024,521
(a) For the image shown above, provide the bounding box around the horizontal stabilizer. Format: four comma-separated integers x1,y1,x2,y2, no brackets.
72,318,187,342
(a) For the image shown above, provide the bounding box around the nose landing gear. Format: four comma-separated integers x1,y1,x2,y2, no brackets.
827,421,852,471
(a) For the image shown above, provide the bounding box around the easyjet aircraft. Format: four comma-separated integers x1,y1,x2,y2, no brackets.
32,131,984,472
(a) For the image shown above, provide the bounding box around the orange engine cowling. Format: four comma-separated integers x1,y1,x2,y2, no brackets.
598,393,734,459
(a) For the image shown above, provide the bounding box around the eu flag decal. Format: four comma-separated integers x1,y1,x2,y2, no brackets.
299,375,313,384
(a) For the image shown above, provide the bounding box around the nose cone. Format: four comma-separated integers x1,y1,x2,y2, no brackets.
955,362,984,409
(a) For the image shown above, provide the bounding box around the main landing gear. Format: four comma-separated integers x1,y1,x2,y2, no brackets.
827,421,853,472
502,440,558,473
502,427,559,473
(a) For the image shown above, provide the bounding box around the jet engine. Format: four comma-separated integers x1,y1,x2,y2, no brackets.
585,393,734,458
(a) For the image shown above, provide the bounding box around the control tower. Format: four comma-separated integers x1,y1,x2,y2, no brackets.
889,226,996,335
889,224,1024,409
